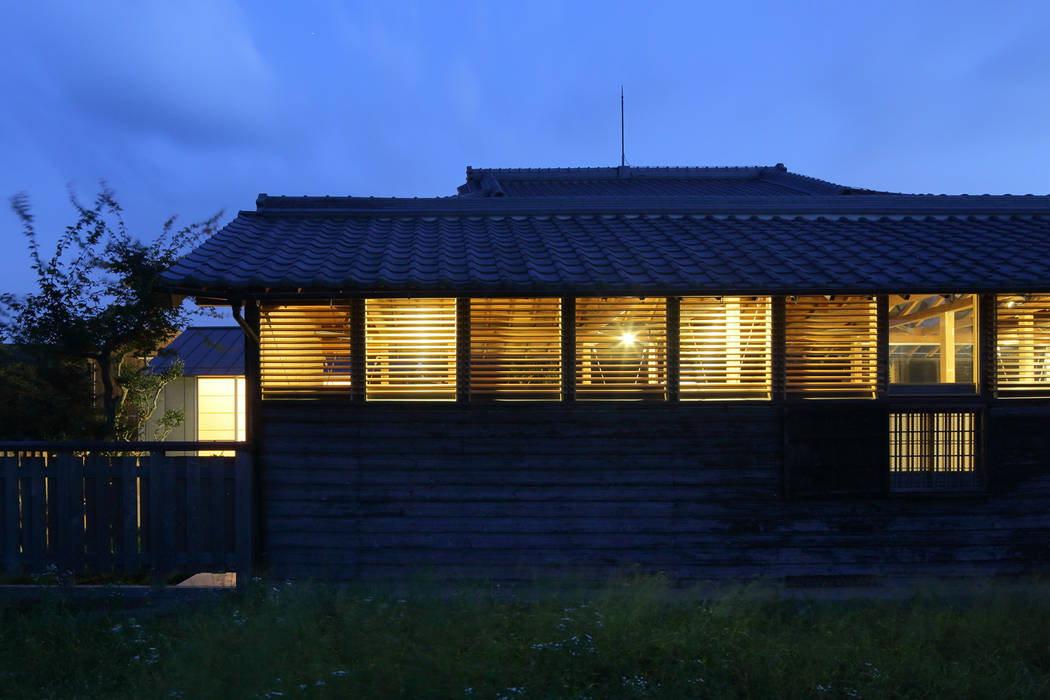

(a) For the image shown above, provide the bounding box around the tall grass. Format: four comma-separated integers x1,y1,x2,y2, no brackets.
2,576,1049,698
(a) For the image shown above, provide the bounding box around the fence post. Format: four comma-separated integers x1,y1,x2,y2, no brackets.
27,457,45,575
121,457,139,575
149,451,166,591
3,455,18,577
54,451,81,578
235,450,253,590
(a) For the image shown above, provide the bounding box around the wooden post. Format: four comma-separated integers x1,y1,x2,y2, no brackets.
941,309,957,382
3,455,18,577
244,302,262,441
246,300,268,569
666,297,680,402
235,450,253,590
980,294,996,397
350,298,366,403
456,298,470,403
771,296,786,400
561,297,576,402
876,295,888,397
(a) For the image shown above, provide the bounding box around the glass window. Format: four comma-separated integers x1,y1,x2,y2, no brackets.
366,298,457,401
996,294,1050,395
680,296,771,399
470,298,561,400
888,294,976,389
197,376,245,456
260,304,351,399
785,295,878,398
575,298,666,400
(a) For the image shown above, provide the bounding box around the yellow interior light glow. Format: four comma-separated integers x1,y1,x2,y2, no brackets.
620,332,637,345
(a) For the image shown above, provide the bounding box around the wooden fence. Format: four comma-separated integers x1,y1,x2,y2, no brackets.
0,442,252,589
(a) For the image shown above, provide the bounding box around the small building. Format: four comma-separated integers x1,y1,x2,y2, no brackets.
162,165,1050,583
145,326,245,445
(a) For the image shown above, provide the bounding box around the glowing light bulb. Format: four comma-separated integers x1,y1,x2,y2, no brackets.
620,332,637,345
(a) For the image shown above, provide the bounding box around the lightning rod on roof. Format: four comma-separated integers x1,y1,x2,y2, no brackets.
620,86,626,167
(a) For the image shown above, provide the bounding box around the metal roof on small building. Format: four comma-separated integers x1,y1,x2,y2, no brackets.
161,165,1050,297
150,327,243,376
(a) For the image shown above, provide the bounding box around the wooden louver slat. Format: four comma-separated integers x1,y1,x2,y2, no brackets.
785,295,878,398
366,298,457,401
260,304,351,400
680,296,772,399
575,298,666,400
996,294,1050,394
470,298,561,400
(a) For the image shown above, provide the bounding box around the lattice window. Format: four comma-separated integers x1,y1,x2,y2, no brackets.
260,304,352,400
785,296,878,398
996,294,1050,395
366,298,457,401
890,411,980,491
575,298,666,400
470,298,561,400
680,296,772,399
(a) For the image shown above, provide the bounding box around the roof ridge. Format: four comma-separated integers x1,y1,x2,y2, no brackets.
467,165,778,178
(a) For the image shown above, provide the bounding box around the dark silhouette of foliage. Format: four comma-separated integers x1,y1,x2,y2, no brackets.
0,185,221,440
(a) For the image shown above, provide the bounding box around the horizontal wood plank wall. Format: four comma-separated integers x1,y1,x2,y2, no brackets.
259,402,1050,581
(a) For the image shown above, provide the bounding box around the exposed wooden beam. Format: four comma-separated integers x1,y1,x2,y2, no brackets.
888,296,974,327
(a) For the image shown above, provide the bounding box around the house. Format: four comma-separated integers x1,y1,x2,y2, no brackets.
161,164,1050,583
144,326,245,446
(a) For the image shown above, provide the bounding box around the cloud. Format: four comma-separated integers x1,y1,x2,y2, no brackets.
13,1,279,149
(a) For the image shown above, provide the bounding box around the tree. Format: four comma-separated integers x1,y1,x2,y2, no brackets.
0,185,222,440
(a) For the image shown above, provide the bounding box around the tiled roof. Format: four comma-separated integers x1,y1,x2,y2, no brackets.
162,198,1050,295
150,327,243,376
456,165,867,197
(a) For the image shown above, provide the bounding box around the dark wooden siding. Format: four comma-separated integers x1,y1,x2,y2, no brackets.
258,401,1050,582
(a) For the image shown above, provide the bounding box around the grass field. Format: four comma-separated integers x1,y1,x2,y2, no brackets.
2,575,1049,698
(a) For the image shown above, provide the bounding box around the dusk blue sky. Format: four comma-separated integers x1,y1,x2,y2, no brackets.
2,1,1049,301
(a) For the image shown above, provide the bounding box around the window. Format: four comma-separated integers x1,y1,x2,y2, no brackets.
996,294,1050,395
260,304,351,399
680,296,771,399
366,298,457,400
197,376,246,456
889,410,979,492
470,298,561,400
888,293,976,390
785,296,878,398
575,298,666,399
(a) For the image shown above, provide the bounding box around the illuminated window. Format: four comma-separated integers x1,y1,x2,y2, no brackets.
890,411,979,492
366,298,457,401
785,295,877,398
575,298,665,400
888,294,976,389
197,376,245,456
680,296,771,399
996,294,1050,395
470,298,561,400
260,304,351,399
